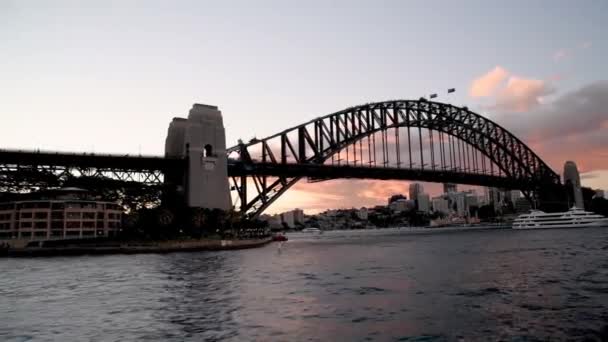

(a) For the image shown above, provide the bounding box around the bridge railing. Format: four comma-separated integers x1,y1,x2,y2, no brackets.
0,148,173,160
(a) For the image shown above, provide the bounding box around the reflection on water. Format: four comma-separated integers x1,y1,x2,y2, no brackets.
2,228,608,341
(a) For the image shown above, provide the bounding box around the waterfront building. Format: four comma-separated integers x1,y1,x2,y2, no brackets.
515,197,532,213
0,188,122,241
293,208,305,223
417,193,430,212
484,187,502,209
431,197,450,215
563,161,584,209
443,183,457,194
509,190,521,203
278,208,305,228
409,183,424,202
356,208,368,220
280,211,295,228
389,199,415,213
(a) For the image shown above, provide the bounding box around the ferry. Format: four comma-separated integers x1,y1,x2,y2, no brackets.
512,207,608,229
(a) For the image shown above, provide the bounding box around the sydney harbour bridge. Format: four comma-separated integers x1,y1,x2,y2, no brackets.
0,99,566,217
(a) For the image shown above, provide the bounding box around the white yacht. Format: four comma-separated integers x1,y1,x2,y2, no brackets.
512,207,608,229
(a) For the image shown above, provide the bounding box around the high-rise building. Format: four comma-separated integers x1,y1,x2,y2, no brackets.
484,187,501,208
293,209,305,223
563,161,584,209
443,183,457,194
418,193,430,212
409,183,424,202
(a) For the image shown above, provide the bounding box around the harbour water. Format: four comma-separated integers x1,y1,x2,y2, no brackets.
2,227,608,341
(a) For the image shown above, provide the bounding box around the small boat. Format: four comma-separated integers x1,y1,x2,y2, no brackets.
301,227,322,234
272,233,288,242
512,206,608,229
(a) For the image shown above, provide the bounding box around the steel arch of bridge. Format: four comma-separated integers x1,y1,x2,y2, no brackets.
227,99,560,218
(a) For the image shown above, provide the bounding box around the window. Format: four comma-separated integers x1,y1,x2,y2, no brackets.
50,230,63,237
34,202,50,209
20,212,32,219
66,221,80,229
66,231,80,237
51,212,64,220
204,144,214,157
34,221,47,229
34,231,47,237
83,212,95,220
34,212,48,220
96,212,104,220
83,221,95,228
51,203,65,210
20,232,32,238
20,222,32,228
66,212,80,219
82,230,95,236
97,220,105,228
51,221,64,229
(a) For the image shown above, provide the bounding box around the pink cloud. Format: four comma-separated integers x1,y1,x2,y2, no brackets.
494,76,554,112
469,66,509,97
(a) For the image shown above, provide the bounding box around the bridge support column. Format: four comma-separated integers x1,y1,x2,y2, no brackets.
165,104,231,211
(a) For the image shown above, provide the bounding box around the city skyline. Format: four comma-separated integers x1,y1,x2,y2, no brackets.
2,1,607,214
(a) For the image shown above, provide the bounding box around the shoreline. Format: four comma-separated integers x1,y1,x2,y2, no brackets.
1,237,273,258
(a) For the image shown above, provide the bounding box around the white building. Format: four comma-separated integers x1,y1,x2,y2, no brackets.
280,211,295,228
432,197,450,214
417,193,430,212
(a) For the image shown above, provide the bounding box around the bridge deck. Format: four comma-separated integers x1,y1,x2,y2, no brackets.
0,150,185,171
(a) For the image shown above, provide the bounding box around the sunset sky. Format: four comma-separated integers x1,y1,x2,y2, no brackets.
1,1,607,214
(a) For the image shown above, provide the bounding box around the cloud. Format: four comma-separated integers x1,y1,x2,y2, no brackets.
553,49,569,62
580,41,592,49
469,66,509,97
492,80,608,173
493,76,555,112
470,66,555,112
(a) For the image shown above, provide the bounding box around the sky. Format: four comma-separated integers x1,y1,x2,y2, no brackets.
1,0,607,214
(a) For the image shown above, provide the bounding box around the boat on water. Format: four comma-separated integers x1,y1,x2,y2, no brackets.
301,227,323,234
512,207,608,229
272,233,288,242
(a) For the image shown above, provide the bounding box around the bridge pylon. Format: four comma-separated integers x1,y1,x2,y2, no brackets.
165,104,231,211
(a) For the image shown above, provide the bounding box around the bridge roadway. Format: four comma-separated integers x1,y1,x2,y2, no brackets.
0,149,533,190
